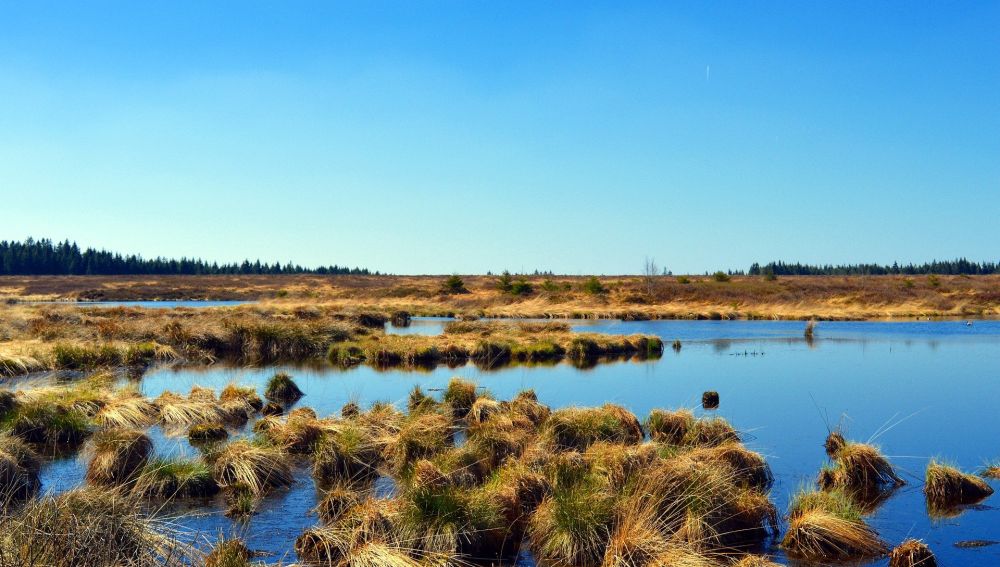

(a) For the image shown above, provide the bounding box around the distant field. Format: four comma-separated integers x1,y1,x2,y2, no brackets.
2,273,998,320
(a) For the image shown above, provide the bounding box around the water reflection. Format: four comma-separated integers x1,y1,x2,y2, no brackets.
18,321,1000,565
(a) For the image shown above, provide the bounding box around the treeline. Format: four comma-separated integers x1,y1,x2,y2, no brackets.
0,238,375,276
748,259,1000,276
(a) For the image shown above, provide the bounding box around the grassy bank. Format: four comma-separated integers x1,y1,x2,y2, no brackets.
3,273,999,320
0,303,662,377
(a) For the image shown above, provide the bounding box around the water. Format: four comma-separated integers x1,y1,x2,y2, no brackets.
31,321,1000,564
26,300,252,308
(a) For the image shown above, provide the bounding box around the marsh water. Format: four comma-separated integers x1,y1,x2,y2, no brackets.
30,320,1000,565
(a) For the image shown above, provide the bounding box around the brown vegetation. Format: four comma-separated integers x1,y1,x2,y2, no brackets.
4,273,999,320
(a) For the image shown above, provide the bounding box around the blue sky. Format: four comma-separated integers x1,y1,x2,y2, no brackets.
1,2,997,274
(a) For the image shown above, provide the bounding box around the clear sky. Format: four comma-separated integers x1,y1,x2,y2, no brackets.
1,2,998,274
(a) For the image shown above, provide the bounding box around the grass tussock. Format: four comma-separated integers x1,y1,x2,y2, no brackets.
205,534,255,567
95,394,158,429
264,372,303,403
542,404,643,452
188,423,229,443
818,440,904,492
82,427,152,487
0,432,41,501
442,377,477,418
782,487,886,561
156,391,223,428
211,440,293,495
312,422,382,485
888,539,937,567
0,486,198,566
134,457,220,499
924,460,994,514
645,409,693,445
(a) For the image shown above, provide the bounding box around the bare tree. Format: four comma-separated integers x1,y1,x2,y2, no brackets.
642,256,659,297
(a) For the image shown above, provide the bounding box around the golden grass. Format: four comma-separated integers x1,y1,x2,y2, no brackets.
0,486,199,566
156,391,223,427
782,487,886,561
819,441,904,492
95,394,158,429
8,273,1000,320
889,538,937,567
82,428,152,487
0,432,41,501
924,460,994,514
211,440,293,495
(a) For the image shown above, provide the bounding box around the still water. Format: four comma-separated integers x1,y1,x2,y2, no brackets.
37,321,1000,564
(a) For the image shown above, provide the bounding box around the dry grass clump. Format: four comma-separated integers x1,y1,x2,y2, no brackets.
889,539,936,567
819,440,904,493
507,389,551,426
82,427,152,487
134,457,219,499
156,391,223,428
782,487,886,561
442,377,477,418
407,385,438,415
529,463,616,565
733,555,781,567
924,460,994,514
220,382,264,410
0,432,41,501
313,422,382,485
211,439,293,495
316,483,362,524
645,409,694,445
824,430,846,456
2,383,99,448
188,423,229,443
205,534,254,567
95,394,158,429
254,410,328,454
542,404,643,452
682,416,740,448
264,372,304,403
981,462,1000,479
0,486,197,566
295,498,446,566
387,412,454,473
637,454,777,551
388,452,529,560
686,442,773,491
